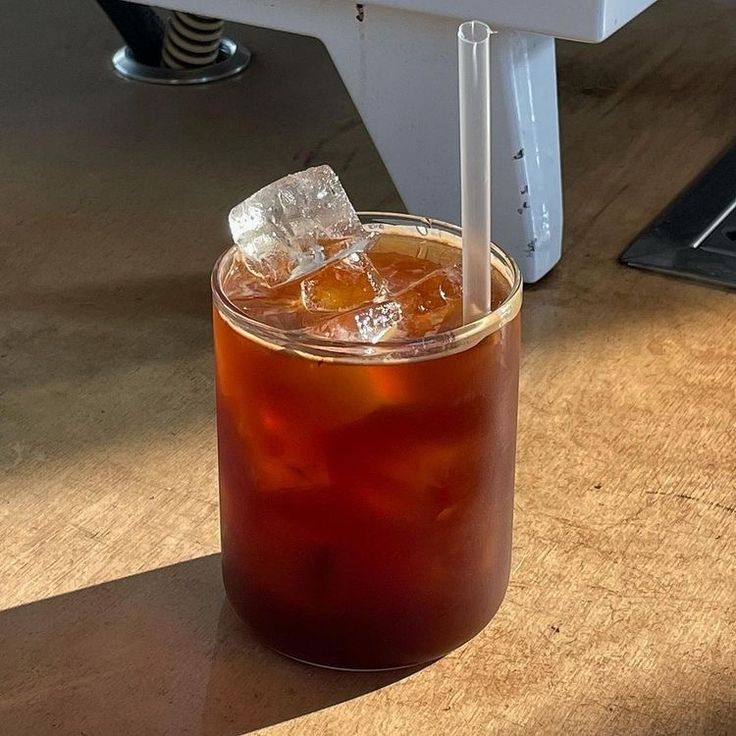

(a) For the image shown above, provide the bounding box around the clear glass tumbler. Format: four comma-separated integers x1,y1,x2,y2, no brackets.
212,213,522,670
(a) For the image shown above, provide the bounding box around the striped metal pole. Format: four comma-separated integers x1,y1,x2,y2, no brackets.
162,12,225,69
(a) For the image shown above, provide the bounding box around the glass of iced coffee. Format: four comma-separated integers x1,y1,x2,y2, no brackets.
212,169,522,670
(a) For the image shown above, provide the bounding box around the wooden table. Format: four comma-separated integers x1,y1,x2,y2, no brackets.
1,0,734,733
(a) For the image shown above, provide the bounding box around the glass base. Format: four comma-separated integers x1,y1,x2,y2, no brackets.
270,645,439,672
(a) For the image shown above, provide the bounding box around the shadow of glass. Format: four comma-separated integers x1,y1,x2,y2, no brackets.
0,555,421,735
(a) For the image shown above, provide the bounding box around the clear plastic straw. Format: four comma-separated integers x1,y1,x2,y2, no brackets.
458,20,493,322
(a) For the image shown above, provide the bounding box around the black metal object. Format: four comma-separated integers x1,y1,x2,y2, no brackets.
621,145,736,288
95,0,164,66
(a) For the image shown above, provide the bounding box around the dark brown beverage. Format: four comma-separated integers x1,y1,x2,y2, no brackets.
212,214,522,670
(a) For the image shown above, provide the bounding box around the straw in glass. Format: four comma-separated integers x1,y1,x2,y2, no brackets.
458,20,493,322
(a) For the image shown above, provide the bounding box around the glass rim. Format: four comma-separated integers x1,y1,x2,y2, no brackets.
211,212,523,363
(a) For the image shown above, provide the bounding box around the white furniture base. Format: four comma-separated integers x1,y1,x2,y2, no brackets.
132,0,656,282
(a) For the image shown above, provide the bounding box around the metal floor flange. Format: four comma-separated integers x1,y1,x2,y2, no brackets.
621,144,736,288
112,38,250,85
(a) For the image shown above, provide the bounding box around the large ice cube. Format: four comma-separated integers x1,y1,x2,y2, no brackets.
301,253,387,313
228,165,372,287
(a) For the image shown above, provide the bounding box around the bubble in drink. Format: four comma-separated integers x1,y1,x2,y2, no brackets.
228,165,374,287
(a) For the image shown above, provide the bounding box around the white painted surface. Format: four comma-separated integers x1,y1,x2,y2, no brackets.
137,0,657,42
348,0,657,42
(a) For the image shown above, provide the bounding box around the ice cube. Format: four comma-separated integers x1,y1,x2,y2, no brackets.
233,287,305,330
220,250,305,329
397,264,463,336
228,165,372,288
308,265,463,342
368,250,439,294
310,300,405,343
368,234,461,292
221,251,267,301
301,253,387,312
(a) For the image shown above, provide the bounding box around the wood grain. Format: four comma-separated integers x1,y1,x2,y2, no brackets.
1,0,734,734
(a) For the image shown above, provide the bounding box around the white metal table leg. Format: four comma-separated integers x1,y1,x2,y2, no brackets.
489,32,563,282
148,0,563,282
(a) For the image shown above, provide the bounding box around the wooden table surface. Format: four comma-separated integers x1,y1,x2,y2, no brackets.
1,0,734,734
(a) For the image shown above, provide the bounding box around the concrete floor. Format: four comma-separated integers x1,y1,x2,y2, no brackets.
2,1,736,735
